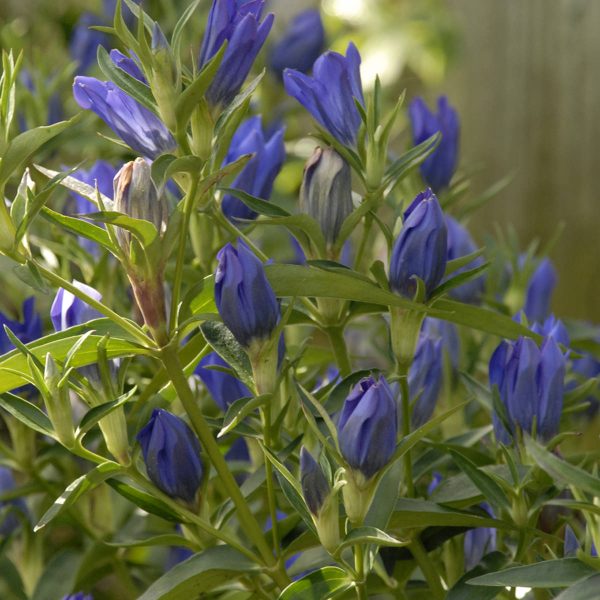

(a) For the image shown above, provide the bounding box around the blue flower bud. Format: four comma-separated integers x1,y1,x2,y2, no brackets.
215,240,279,348
199,0,274,107
284,42,364,147
564,525,580,557
62,593,93,600
69,13,109,74
221,116,285,221
300,147,353,246
50,281,102,331
408,96,459,192
0,297,42,356
269,10,325,79
523,258,557,323
73,76,175,159
571,336,600,417
444,215,485,303
427,471,443,496
531,315,570,347
490,336,566,443
464,503,496,570
137,409,203,503
109,49,147,83
0,467,28,537
389,189,447,300
408,334,443,428
421,317,460,370
195,351,251,411
338,376,397,480
300,447,331,515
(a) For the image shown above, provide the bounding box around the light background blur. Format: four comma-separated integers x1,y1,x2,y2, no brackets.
1,0,598,320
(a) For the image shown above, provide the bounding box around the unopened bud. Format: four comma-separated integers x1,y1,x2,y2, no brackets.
300,147,353,248
43,354,75,448
113,158,167,253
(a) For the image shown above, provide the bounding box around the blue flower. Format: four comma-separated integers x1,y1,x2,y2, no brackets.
523,258,557,323
195,351,251,411
51,281,103,331
421,317,460,370
338,376,397,479
62,593,93,600
408,334,443,428
284,42,364,146
408,96,459,192
73,74,175,159
464,503,497,570
221,116,285,221
199,0,274,107
269,10,325,79
300,447,331,515
531,315,570,347
427,471,443,496
69,12,109,74
137,409,203,503
444,215,485,303
215,240,279,348
389,189,447,300
109,49,147,83
0,297,42,356
0,467,28,537
490,336,566,443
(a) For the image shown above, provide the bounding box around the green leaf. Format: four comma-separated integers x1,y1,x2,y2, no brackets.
85,211,158,246
0,322,150,393
467,559,596,588
389,498,509,529
279,567,351,600
524,436,600,497
42,207,116,254
104,534,197,550
219,187,290,217
200,321,254,389
553,574,600,600
35,462,122,531
449,449,511,511
0,392,53,436
77,387,137,436
0,116,80,189
13,261,48,293
445,248,486,276
31,550,82,600
97,45,158,114
163,155,204,183
137,546,260,600
106,478,184,523
446,551,510,600
258,215,327,256
430,261,489,300
383,132,441,189
218,394,267,437
337,526,408,551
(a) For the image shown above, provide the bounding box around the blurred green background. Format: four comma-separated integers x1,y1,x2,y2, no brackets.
1,0,597,321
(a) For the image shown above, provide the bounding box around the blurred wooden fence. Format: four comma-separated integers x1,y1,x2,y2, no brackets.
445,0,600,321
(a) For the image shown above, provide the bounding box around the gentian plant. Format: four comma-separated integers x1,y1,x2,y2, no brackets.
0,2,597,599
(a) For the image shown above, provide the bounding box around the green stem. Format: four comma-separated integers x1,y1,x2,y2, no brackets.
159,344,290,589
408,538,444,600
353,213,374,272
354,543,368,600
399,376,414,497
33,260,153,348
211,206,268,261
262,403,281,559
170,177,199,333
327,326,352,377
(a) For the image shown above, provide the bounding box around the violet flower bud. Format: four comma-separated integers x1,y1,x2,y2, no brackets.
199,0,274,107
269,9,325,79
51,281,102,331
464,503,497,570
389,188,447,300
284,42,364,147
300,147,353,246
137,409,203,503
338,376,397,480
408,95,459,192
408,334,443,428
69,12,108,74
214,240,279,348
221,116,285,221
0,297,42,355
490,336,566,443
524,258,557,323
